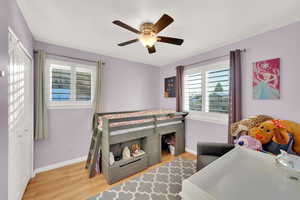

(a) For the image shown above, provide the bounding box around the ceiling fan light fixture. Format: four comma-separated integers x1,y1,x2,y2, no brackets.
113,14,183,54
139,32,157,47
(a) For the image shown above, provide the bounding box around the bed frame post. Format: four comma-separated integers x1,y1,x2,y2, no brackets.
101,117,111,182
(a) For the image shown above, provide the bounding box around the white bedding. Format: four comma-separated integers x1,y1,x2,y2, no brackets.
108,121,182,136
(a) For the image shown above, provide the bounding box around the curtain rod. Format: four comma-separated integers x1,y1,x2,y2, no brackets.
185,48,246,67
33,50,105,65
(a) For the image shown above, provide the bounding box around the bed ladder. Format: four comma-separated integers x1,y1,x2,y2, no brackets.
85,129,102,178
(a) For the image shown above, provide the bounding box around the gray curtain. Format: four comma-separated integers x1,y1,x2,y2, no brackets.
34,50,48,140
176,66,184,112
93,61,104,113
228,50,242,144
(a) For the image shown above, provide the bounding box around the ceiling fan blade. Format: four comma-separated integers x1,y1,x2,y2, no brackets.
157,36,184,45
118,39,139,46
113,20,140,34
147,45,156,54
153,14,174,33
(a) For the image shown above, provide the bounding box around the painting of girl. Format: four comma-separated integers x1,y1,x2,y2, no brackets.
253,58,280,99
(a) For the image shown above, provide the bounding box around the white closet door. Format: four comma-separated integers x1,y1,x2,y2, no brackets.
8,30,34,200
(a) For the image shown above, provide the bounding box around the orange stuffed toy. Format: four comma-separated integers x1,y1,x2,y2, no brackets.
249,120,300,155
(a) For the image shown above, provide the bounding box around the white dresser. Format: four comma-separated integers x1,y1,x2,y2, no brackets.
181,147,300,200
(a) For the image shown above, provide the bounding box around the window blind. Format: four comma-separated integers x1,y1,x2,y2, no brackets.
184,72,202,111
206,69,229,113
76,71,91,101
51,68,71,101
47,61,95,107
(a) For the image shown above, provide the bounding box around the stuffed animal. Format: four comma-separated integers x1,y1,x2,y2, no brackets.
122,146,132,160
131,144,141,155
249,120,300,155
235,135,263,151
231,115,273,137
109,152,115,165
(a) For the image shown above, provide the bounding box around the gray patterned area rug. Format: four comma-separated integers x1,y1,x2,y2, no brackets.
88,158,196,200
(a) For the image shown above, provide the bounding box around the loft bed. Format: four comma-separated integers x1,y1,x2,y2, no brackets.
88,109,188,184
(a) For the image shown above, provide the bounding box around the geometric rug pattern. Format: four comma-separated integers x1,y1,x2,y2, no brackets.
87,158,196,200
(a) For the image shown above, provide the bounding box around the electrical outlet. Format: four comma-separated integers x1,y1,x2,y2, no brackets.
0,70,5,77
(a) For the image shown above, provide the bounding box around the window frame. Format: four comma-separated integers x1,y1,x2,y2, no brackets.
45,58,96,109
183,60,230,125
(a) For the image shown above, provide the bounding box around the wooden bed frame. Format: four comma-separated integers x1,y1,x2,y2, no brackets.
91,110,188,184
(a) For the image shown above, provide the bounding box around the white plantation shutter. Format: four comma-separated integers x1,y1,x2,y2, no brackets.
206,68,230,113
51,67,72,101
183,60,230,119
46,59,95,107
184,72,202,111
76,71,92,101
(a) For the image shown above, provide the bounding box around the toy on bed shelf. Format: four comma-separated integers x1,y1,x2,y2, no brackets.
249,120,300,155
131,144,140,154
231,115,273,137
235,135,263,151
165,135,176,146
122,146,132,160
131,144,145,157
109,152,115,165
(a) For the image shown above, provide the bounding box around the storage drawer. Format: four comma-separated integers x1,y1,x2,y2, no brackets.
105,155,148,184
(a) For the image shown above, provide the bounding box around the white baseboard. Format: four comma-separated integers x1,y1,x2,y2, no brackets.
185,148,197,155
33,148,195,175
34,156,87,175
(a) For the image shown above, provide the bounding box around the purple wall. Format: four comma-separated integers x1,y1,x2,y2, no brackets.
160,21,300,153
0,0,33,198
34,41,160,169
0,0,9,198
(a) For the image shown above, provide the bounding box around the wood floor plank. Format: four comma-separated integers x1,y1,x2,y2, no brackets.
22,152,196,200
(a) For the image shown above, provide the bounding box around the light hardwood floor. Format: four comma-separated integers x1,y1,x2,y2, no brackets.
23,152,196,200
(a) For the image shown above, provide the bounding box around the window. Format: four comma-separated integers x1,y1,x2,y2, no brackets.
46,59,96,108
76,71,92,101
184,60,230,124
184,72,202,111
206,68,230,113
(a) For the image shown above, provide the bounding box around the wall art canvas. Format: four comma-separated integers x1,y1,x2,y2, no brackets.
253,58,280,99
164,76,176,98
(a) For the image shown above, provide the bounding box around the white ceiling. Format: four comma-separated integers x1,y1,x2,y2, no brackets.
17,0,300,67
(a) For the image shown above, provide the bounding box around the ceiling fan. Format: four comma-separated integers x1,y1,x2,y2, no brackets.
112,14,184,54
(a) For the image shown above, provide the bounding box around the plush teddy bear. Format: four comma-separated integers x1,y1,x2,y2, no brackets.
249,120,300,155
231,115,273,137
